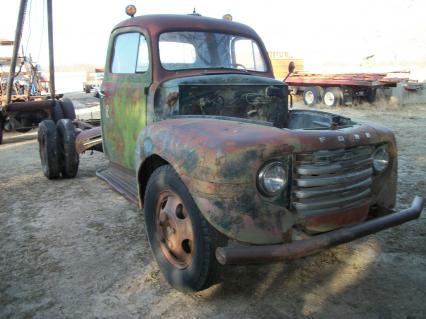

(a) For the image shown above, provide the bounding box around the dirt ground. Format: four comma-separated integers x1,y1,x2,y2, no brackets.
1,93,425,319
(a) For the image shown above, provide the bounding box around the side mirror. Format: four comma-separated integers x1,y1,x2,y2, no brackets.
283,61,296,82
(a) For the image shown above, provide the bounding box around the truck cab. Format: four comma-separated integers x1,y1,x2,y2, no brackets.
99,14,282,170
38,10,423,293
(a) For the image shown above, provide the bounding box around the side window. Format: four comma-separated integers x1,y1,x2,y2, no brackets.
233,38,267,72
136,36,149,72
111,33,149,74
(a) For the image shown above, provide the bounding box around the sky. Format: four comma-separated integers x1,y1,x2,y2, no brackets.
1,0,426,73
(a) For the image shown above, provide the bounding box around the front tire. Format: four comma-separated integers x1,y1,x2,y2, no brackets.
144,165,225,292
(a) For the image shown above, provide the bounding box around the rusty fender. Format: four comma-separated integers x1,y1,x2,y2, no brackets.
135,117,397,245
216,196,424,265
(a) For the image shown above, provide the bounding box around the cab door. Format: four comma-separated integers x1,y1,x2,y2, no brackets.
100,29,151,170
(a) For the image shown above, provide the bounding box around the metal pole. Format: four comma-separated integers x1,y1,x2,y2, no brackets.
5,0,28,106
47,0,56,100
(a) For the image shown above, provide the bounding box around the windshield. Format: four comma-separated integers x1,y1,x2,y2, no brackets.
159,31,267,72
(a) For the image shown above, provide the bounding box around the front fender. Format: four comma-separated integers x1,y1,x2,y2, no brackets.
135,118,290,244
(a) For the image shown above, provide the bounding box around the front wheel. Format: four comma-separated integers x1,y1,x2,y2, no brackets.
144,165,225,292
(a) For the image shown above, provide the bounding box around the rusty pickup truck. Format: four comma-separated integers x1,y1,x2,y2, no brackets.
37,8,424,292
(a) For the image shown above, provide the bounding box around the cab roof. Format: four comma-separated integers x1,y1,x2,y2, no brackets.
113,14,260,39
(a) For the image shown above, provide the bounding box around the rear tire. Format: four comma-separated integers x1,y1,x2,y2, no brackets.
323,87,343,107
60,98,76,120
51,101,64,123
56,119,79,178
371,88,386,104
144,165,226,292
303,86,323,107
38,120,60,179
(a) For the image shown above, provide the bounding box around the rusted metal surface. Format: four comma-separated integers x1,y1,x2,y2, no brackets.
96,163,138,204
75,126,102,154
285,72,407,87
303,203,370,233
5,100,53,112
215,196,424,265
135,115,397,244
113,14,274,83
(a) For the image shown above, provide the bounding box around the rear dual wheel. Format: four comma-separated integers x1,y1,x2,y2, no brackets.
60,98,76,120
144,165,226,292
38,120,60,179
57,119,79,178
38,119,79,179
52,99,76,123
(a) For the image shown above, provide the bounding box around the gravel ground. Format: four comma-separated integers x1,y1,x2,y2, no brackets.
0,93,425,319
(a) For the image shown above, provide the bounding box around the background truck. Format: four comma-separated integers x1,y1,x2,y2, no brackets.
82,67,104,95
285,70,424,107
36,7,423,292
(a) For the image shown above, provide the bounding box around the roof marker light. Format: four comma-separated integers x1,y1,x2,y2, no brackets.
223,14,233,21
125,5,137,18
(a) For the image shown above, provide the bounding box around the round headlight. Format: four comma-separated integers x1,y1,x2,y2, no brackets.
258,162,287,196
373,145,389,173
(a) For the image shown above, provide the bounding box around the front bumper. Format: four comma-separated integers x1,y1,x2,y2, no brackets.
216,196,424,265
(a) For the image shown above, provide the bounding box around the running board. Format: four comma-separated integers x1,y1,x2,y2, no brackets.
96,164,139,205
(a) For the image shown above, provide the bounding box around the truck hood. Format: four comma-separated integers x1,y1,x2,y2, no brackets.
158,73,284,87
137,116,395,184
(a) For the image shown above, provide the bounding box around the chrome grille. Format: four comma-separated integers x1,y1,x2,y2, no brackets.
292,146,374,216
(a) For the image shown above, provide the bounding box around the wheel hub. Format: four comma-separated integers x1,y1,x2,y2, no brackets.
305,90,315,105
156,191,194,269
324,91,335,106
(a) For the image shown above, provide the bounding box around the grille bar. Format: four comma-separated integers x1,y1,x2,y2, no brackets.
293,188,371,211
294,177,372,199
296,167,373,187
297,157,372,175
